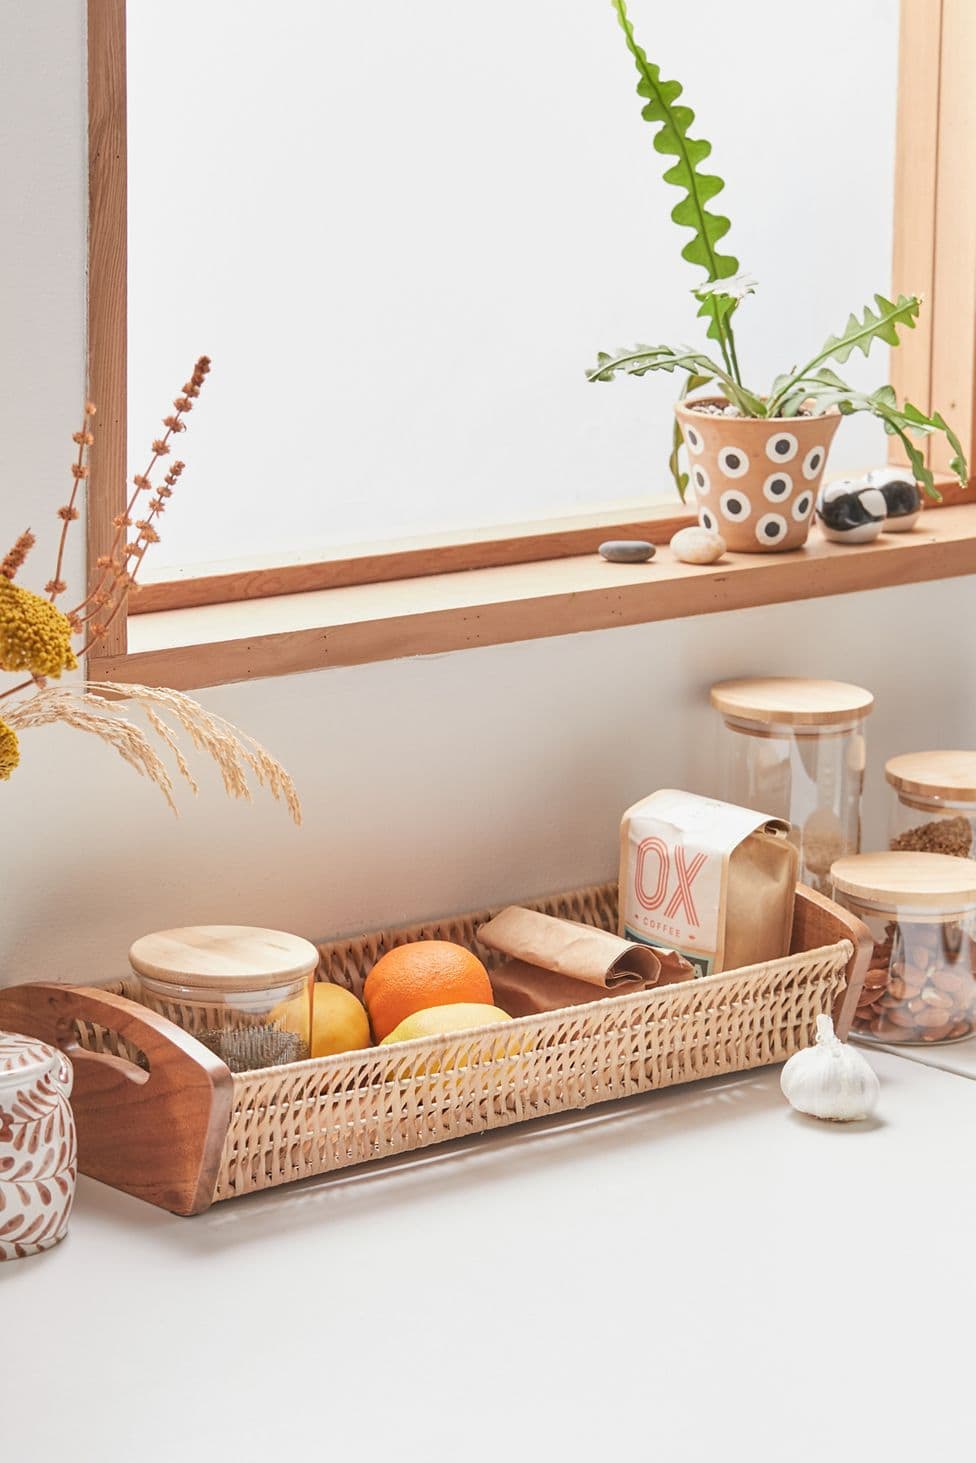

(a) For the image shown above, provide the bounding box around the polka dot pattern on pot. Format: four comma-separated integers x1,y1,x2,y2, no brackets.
763,472,793,502
802,446,826,480
718,446,749,478
720,489,751,522
791,490,814,522
766,432,798,463
756,512,788,546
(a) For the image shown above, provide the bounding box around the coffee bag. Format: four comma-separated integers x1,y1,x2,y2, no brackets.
619,789,798,976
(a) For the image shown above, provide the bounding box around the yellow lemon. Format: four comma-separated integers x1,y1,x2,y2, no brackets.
381,1003,512,1045
310,982,372,1057
380,1002,515,1079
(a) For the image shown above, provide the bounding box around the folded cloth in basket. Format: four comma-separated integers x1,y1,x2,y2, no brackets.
477,906,694,1018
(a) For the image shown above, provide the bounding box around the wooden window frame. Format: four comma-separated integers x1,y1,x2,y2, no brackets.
87,0,976,688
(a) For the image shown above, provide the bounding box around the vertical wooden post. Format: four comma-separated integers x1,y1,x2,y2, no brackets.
889,0,942,471
929,0,976,481
86,0,128,659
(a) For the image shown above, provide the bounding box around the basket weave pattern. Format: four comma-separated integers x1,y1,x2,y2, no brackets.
211,883,850,1202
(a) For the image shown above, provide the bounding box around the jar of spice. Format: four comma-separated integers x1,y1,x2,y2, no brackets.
886,750,976,859
710,677,873,894
129,926,318,1072
831,851,976,1045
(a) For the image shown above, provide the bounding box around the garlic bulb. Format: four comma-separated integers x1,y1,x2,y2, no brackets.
780,1014,879,1122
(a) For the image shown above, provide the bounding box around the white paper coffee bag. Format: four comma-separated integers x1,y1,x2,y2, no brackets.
619,788,798,976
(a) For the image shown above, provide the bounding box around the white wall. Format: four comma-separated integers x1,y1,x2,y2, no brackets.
2,1,975,989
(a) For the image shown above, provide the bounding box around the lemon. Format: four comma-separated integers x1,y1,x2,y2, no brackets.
381,1003,512,1045
310,982,372,1057
379,1002,516,1079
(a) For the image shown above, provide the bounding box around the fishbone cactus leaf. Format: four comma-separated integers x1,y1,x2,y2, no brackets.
612,0,738,292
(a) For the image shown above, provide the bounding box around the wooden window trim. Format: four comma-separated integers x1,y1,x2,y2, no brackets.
87,0,976,689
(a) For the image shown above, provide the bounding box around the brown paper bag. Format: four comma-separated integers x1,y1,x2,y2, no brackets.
618,789,798,976
478,906,694,1018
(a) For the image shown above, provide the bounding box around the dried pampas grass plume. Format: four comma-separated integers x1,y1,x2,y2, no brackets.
4,681,302,824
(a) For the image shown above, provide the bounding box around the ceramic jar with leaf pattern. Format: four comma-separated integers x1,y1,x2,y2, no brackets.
675,398,841,552
0,1030,76,1261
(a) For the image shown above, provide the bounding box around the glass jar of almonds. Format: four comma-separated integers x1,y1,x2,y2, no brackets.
886,750,976,860
831,851,976,1046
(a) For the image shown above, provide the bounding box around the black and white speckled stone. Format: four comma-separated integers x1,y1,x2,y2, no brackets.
864,468,922,532
598,540,656,564
815,479,886,544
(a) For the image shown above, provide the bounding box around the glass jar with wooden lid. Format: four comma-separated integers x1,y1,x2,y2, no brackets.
129,926,318,1072
886,750,976,860
831,851,976,1046
710,677,873,895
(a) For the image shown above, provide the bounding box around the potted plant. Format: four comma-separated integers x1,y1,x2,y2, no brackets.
588,0,967,552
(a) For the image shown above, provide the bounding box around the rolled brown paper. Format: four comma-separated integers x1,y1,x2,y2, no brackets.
489,946,697,1019
477,905,695,993
478,906,661,989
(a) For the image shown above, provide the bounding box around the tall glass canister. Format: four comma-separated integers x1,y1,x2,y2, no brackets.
710,677,874,895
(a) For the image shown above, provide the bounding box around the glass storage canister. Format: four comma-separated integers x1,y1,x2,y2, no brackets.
886,750,976,859
710,677,873,896
129,925,318,1072
831,851,976,1046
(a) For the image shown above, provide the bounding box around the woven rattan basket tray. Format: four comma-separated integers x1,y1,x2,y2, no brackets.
0,881,870,1215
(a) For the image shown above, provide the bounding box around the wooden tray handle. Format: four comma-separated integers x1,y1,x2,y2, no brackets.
791,884,873,1040
0,983,234,1216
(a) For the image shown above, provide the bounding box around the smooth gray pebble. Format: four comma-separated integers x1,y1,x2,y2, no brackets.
598,539,656,564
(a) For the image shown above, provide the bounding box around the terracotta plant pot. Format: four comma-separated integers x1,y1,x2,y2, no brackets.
674,398,841,552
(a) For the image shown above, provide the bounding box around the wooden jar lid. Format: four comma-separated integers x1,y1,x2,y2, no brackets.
710,677,874,727
830,851,976,909
129,926,319,991
885,750,976,802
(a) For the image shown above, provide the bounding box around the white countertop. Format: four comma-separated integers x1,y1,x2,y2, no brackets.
2,1049,973,1463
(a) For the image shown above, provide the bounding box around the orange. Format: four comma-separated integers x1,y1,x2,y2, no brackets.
363,941,493,1041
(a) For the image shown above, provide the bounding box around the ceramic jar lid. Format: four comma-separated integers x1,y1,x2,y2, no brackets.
710,677,874,727
885,750,976,803
830,851,976,910
129,926,319,992
0,1030,70,1092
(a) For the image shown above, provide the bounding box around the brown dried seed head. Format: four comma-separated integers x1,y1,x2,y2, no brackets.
44,578,67,595
57,506,80,521
151,439,170,456
84,401,96,416
70,463,89,480
173,396,193,412
112,514,133,528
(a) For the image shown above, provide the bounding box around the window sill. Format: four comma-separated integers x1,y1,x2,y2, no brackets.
87,501,976,691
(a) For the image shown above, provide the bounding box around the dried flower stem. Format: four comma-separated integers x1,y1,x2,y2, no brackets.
0,676,40,704
69,356,210,650
48,404,95,601
4,680,302,823
2,531,36,582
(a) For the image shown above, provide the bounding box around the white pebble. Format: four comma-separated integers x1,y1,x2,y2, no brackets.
670,525,727,565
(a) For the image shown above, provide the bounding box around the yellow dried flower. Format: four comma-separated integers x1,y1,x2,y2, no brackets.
0,579,78,678
0,718,19,780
